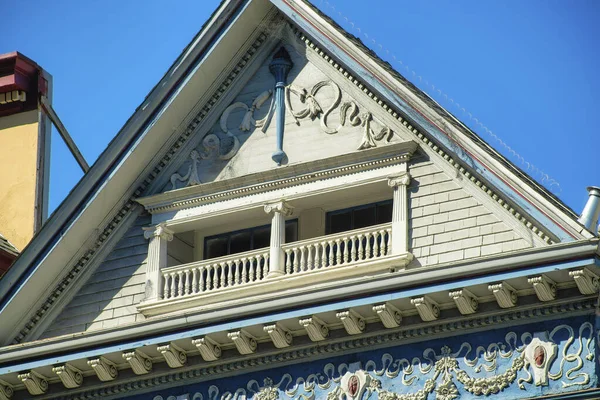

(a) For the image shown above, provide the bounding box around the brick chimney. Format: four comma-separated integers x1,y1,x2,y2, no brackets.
0,52,52,253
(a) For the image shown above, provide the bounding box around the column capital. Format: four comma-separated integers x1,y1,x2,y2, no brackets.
264,200,294,217
387,173,411,188
143,223,174,241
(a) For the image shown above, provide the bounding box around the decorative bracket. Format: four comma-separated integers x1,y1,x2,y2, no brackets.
528,274,557,302
373,302,402,328
264,323,293,348
192,336,222,361
52,363,83,389
411,296,440,321
87,356,118,382
336,309,366,335
569,268,600,295
489,281,518,308
228,329,257,355
17,371,48,395
299,316,329,341
122,349,152,375
157,342,187,368
449,288,479,315
0,379,13,400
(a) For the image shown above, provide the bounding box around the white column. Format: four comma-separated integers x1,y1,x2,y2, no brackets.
387,172,411,255
142,223,174,301
264,200,293,277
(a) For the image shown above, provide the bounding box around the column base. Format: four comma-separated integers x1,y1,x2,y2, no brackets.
267,270,285,279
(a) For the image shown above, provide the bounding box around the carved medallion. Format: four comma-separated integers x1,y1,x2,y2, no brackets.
534,345,546,368
347,375,359,397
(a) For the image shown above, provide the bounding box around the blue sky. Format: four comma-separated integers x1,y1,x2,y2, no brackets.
3,0,599,216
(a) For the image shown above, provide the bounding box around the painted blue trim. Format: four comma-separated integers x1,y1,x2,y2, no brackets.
0,1,252,314
270,0,574,243
0,256,595,374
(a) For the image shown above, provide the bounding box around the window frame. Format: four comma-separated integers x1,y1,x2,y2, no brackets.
325,199,393,235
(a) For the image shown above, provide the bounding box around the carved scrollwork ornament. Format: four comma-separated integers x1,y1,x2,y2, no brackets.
0,379,14,400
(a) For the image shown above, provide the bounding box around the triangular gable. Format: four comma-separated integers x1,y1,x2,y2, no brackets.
0,0,593,348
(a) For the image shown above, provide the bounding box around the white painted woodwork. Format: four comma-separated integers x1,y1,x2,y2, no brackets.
143,223,174,302
569,268,600,295
528,275,557,302
388,170,410,256
17,371,48,395
264,200,293,277
448,289,479,315
192,336,222,361
157,343,187,368
411,296,440,322
299,316,329,342
87,357,118,382
228,329,257,355
123,349,152,375
373,302,402,328
264,323,293,348
52,363,83,389
488,282,518,308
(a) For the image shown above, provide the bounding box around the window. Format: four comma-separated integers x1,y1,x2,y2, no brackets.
326,200,392,235
204,220,298,259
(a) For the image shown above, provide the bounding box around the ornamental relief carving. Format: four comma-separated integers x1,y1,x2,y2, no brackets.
169,79,394,190
151,322,595,400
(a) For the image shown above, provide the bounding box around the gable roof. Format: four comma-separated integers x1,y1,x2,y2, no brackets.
0,0,595,347
0,232,18,258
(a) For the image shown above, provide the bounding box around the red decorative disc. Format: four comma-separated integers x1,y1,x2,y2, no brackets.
534,345,546,367
348,375,359,397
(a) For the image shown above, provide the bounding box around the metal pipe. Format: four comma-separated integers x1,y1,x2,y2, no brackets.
577,186,600,233
268,47,293,166
39,95,90,173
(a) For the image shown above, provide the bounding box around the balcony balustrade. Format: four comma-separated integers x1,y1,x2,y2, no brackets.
158,223,393,302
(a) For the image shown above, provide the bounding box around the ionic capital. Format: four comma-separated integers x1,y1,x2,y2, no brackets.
264,200,294,216
387,173,411,188
143,223,174,241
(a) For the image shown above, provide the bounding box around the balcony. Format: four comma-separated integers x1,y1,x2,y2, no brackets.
138,223,411,316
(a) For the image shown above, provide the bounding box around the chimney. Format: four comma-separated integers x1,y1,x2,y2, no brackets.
578,186,600,234
0,52,52,252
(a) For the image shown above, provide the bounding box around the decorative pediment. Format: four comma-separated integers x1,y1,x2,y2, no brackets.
166,34,402,192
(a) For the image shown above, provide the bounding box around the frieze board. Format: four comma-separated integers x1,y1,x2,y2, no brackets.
34,299,596,399
133,319,596,400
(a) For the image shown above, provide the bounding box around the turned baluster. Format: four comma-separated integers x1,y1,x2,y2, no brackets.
299,247,306,272
169,272,177,298
241,258,248,284
184,270,191,295
192,268,199,293
293,248,300,273
334,239,341,265
163,274,170,299
285,249,292,274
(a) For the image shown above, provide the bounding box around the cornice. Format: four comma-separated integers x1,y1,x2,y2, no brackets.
30,297,597,400
136,142,416,214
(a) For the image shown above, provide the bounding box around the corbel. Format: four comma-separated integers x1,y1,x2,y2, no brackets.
17,371,48,396
228,329,257,355
411,296,440,321
336,309,366,335
192,336,222,361
299,316,329,341
569,268,600,295
528,274,557,302
122,349,152,375
52,363,83,389
264,323,293,348
373,302,402,328
449,288,479,315
157,342,187,368
87,356,118,382
0,379,14,400
488,282,518,308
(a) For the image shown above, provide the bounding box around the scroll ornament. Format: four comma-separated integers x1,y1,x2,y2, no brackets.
152,322,594,400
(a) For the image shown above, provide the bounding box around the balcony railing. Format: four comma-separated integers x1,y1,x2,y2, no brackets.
159,223,393,302
282,223,392,274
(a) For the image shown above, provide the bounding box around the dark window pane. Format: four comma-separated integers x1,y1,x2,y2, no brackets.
253,226,271,249
353,206,376,229
230,231,252,254
328,210,352,234
285,220,298,243
376,202,393,224
205,237,228,259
